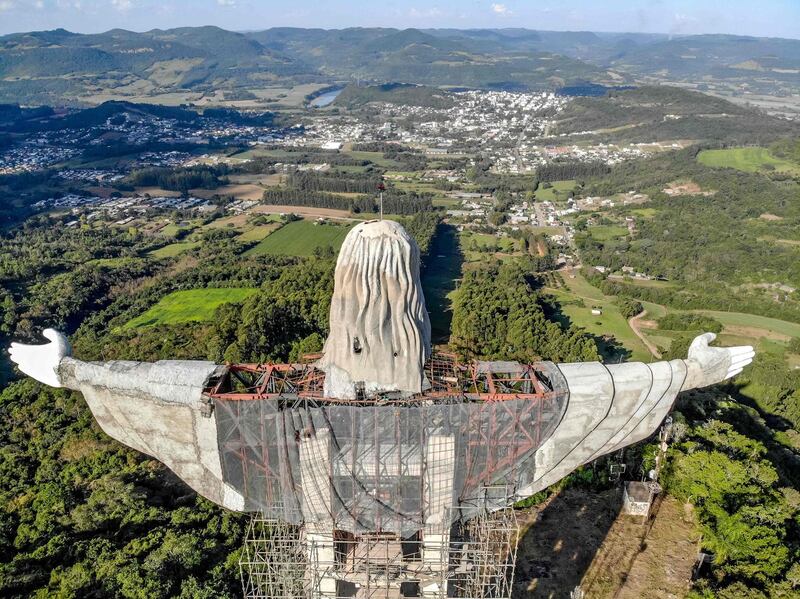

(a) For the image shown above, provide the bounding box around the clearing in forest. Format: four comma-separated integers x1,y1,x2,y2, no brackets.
124,288,257,328
697,147,800,175
534,179,576,202
148,241,201,259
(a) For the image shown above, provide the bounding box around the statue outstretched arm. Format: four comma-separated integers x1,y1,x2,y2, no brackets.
516,333,754,499
8,330,244,510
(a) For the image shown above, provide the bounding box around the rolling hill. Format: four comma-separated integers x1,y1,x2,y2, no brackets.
0,26,799,106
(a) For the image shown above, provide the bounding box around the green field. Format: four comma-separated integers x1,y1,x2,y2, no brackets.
148,241,200,259
694,310,800,338
535,180,576,202
342,151,405,169
637,300,800,358
589,225,629,241
244,219,354,257
460,232,517,252
547,272,653,361
697,147,800,175
236,223,282,243
124,288,258,329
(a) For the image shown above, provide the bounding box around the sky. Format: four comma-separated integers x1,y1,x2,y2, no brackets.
0,0,797,39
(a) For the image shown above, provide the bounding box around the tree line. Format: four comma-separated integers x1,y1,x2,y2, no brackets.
262,188,434,216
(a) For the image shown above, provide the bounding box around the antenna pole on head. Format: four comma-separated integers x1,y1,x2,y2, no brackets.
378,182,386,221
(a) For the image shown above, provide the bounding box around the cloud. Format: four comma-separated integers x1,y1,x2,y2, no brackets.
409,6,442,18
491,3,511,16
0,0,13,11
670,11,699,34
111,0,132,11
217,0,236,5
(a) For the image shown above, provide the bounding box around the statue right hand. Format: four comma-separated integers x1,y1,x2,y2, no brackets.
8,328,71,388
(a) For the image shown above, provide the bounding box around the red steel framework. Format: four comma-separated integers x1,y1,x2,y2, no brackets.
206,353,567,498
203,352,562,404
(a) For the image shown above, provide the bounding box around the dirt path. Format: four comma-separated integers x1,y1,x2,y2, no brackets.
251,205,362,221
615,496,699,599
629,310,662,359
579,495,698,599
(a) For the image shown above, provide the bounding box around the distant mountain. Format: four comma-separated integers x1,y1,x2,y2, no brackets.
608,34,800,78
0,26,798,106
246,27,606,90
0,26,313,105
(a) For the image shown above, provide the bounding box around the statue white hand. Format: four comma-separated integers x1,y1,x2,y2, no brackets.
8,328,71,388
683,332,755,390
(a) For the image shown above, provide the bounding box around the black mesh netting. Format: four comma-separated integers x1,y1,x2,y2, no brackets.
215,363,568,535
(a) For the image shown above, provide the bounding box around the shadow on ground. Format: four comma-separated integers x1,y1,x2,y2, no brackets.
420,223,464,344
512,487,622,599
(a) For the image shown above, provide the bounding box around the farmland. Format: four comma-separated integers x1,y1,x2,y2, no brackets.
148,241,201,259
244,219,354,257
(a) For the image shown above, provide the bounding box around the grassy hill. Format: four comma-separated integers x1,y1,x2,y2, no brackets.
0,26,310,105
698,147,800,175
554,86,799,143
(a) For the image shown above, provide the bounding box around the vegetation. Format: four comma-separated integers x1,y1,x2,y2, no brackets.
577,148,800,323
123,288,258,329
616,297,643,319
556,87,799,144
127,165,228,193
658,313,723,333
665,392,800,598
262,187,434,215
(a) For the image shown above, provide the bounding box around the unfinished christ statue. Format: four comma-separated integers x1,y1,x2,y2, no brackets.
9,219,753,534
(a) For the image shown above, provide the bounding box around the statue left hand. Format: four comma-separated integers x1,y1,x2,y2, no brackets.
684,332,755,390
8,328,71,388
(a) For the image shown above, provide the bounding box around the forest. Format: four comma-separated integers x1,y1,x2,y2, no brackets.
576,148,800,322
126,166,229,193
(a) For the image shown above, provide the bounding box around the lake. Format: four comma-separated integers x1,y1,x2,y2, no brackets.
310,88,344,108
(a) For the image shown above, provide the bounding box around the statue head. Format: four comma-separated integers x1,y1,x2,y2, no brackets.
319,220,431,398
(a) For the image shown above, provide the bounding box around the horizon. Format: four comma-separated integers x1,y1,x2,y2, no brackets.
0,0,797,40
3,24,800,42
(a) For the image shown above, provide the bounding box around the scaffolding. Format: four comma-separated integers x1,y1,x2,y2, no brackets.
240,505,518,599
215,353,557,598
